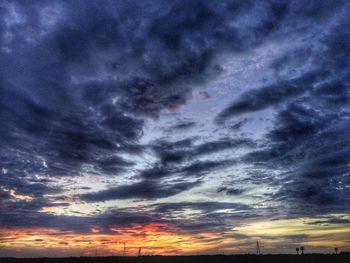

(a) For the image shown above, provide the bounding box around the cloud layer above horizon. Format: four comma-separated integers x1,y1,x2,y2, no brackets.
0,0,350,257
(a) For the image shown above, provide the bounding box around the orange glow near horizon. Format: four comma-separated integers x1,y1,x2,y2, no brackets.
2,215,350,257
0,224,221,257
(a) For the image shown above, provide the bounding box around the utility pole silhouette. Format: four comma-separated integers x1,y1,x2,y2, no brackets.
123,242,126,257
138,247,142,257
95,248,97,257
335,247,338,255
256,240,261,255
296,247,300,255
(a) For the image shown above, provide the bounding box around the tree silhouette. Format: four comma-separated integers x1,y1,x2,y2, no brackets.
296,247,300,255
300,246,305,255
335,248,338,255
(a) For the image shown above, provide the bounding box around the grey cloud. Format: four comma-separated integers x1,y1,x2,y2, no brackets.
80,180,200,202
152,201,251,214
307,218,350,225
151,137,254,166
216,70,329,120
167,121,197,131
213,2,350,218
139,158,238,180
217,186,245,196
0,0,316,183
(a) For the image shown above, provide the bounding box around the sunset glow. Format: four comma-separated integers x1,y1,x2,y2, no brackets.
1,0,350,258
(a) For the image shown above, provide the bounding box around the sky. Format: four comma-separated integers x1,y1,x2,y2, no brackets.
0,0,350,257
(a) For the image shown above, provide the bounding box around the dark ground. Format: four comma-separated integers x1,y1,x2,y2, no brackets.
1,254,350,263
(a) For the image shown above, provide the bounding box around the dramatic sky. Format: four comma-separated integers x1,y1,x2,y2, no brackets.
1,0,350,257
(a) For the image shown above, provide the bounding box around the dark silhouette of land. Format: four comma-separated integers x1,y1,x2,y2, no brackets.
1,254,349,263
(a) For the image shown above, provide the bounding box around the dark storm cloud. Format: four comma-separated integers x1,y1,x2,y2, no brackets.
0,0,290,209
81,179,200,202
0,193,257,235
138,158,240,187
237,8,350,215
217,186,245,196
248,102,350,213
0,212,91,233
0,202,155,234
166,120,197,132
130,137,253,196
307,217,350,225
0,199,256,236
0,0,312,182
93,155,135,174
216,70,329,120
0,188,11,200
151,137,254,166
0,189,72,230
0,171,60,197
1,0,350,233
80,150,238,202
